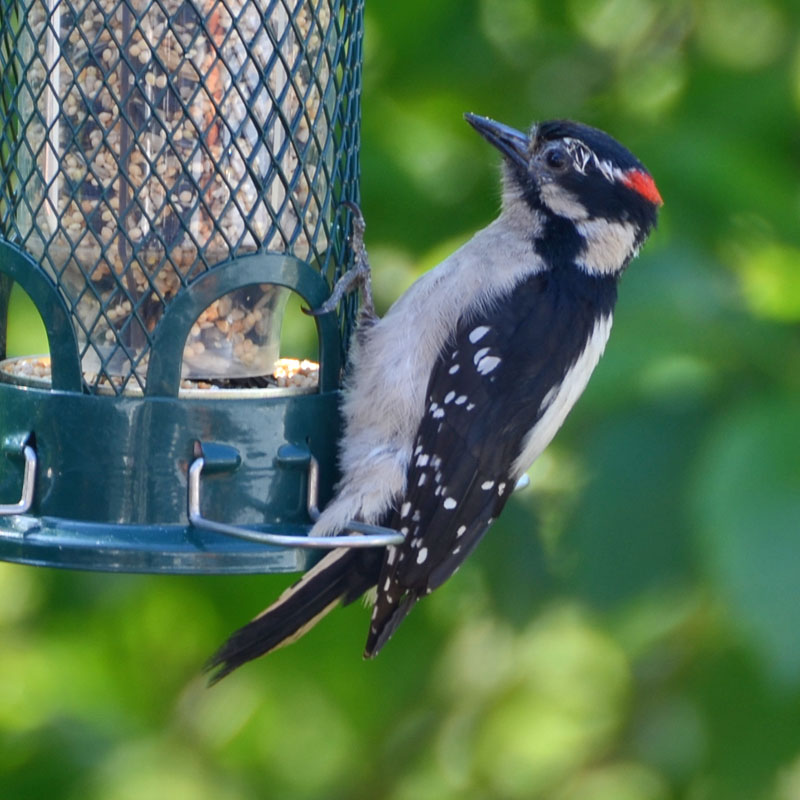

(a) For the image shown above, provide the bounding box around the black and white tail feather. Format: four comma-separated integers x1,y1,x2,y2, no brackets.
206,113,662,683
206,548,380,683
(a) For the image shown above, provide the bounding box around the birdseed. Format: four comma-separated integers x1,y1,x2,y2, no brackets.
0,355,319,394
13,0,335,387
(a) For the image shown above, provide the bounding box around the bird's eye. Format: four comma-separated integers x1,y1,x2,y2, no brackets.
545,146,569,171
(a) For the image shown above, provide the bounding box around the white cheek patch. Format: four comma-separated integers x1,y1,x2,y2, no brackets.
539,182,589,220
575,218,638,275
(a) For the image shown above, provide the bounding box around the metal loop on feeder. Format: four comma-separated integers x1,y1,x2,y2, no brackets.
0,442,36,516
188,453,405,549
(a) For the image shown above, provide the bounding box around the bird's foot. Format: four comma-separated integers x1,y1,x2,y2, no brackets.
305,203,376,320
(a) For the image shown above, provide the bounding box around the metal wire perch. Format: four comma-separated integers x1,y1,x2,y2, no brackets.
188,452,406,548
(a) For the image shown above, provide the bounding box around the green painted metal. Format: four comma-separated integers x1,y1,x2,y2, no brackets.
0,377,339,573
0,240,82,391
0,250,346,572
0,0,363,573
0,248,345,573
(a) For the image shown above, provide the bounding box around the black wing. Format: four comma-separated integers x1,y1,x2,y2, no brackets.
364,268,617,657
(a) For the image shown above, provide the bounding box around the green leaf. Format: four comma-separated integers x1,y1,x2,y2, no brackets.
695,395,800,685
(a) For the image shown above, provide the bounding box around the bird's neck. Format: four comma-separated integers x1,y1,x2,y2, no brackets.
533,210,634,280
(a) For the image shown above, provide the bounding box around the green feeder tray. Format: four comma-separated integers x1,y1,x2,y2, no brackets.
0,0,383,573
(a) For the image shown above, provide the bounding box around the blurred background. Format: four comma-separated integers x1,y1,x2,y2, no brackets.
2,0,800,798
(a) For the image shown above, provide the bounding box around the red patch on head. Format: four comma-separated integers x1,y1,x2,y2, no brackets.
622,169,663,207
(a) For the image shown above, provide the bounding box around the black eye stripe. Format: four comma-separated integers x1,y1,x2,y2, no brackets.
545,146,568,171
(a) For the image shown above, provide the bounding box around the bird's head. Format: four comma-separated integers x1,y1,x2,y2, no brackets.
465,113,662,276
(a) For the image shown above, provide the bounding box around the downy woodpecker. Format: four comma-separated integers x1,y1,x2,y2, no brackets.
207,114,662,682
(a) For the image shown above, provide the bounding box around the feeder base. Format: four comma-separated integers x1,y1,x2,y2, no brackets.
0,516,311,574
0,375,340,574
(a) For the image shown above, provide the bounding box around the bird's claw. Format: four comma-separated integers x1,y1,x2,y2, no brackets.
304,203,376,320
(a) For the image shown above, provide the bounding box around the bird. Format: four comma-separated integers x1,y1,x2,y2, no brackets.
206,113,663,682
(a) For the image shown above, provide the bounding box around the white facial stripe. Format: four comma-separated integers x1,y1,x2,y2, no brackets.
560,137,627,184
562,138,592,174
590,153,623,184
575,218,638,275
539,182,589,220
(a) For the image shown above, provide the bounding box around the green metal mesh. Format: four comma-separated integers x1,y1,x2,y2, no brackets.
0,0,361,394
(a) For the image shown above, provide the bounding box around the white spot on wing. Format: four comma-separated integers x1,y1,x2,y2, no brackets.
457,525,466,537
477,355,501,375
455,395,467,405
481,480,494,490
444,391,455,404
449,364,460,374
473,347,490,365
443,497,457,510
417,547,428,564
469,326,490,343
400,502,411,518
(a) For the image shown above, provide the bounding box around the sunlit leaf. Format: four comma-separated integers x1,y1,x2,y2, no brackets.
734,242,800,322
695,0,787,70
552,762,670,800
616,52,687,119
568,0,658,51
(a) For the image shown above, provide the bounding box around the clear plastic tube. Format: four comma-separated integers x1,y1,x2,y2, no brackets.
15,0,334,386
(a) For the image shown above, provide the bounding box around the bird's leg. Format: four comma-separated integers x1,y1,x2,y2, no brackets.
347,205,376,322
306,203,376,321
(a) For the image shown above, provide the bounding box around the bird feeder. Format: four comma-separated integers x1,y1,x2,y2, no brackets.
0,0,379,573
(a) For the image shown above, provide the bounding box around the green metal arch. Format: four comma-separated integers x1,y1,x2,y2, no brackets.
146,253,341,397
0,240,83,393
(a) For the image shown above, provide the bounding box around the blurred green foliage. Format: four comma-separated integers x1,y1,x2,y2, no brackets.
2,0,800,798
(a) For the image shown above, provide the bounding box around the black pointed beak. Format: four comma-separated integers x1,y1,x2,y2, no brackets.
465,113,529,170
